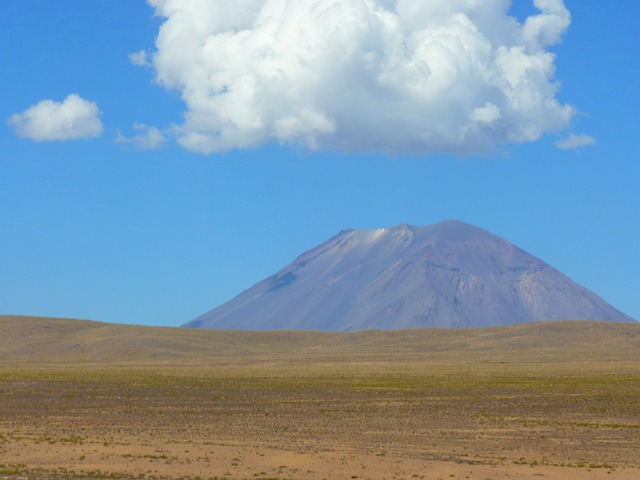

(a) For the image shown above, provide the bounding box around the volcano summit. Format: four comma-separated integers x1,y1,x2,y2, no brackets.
185,221,634,331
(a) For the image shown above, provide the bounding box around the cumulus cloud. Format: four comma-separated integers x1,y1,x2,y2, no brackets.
147,0,576,155
116,123,168,150
7,94,103,141
554,133,596,150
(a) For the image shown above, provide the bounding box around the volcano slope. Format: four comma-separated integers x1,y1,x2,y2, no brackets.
1,315,639,480
187,220,634,331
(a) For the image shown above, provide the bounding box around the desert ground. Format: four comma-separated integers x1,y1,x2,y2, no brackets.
1,316,639,480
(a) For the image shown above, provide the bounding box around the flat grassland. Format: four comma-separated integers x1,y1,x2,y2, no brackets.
1,316,639,480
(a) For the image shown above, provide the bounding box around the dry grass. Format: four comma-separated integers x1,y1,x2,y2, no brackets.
1,315,638,365
0,316,639,479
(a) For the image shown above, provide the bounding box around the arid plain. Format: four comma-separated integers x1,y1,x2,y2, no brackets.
1,316,639,480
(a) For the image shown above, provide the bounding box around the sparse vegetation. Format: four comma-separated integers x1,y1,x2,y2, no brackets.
0,316,639,479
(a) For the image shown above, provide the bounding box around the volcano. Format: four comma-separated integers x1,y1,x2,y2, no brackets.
185,220,635,331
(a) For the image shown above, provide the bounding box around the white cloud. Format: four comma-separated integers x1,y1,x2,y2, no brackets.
129,49,151,67
116,123,168,150
554,133,596,150
146,0,576,155
7,94,103,142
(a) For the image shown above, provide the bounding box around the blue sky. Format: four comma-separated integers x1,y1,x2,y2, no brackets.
1,0,638,327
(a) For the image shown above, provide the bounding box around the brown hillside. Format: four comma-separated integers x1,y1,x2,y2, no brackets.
1,315,638,365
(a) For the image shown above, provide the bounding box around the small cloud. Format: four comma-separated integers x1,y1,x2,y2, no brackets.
129,49,150,67
116,123,168,150
7,94,103,141
554,133,596,150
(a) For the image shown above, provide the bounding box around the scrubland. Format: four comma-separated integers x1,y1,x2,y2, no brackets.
0,316,639,479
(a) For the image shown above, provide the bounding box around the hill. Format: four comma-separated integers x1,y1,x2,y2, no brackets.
1,315,638,365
